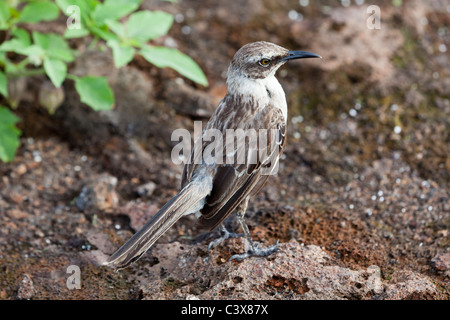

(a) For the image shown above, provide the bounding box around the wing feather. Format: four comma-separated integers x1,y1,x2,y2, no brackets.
181,95,286,230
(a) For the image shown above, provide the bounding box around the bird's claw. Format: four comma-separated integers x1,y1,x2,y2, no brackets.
229,239,280,261
208,228,244,251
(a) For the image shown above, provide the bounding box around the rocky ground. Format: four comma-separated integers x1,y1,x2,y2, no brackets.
0,0,449,300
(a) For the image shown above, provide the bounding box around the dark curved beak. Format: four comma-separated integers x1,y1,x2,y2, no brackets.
281,50,322,61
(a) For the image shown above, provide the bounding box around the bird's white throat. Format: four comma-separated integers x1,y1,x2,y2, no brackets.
227,73,288,122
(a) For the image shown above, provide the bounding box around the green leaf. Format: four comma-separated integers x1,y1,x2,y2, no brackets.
20,45,46,66
55,0,71,12
89,25,118,42
0,1,11,30
44,58,67,87
140,46,208,86
105,19,125,39
0,52,5,66
56,0,97,18
127,11,173,43
0,106,21,163
74,76,114,111
92,0,141,23
56,0,97,29
64,27,90,39
0,29,31,54
107,40,135,68
106,0,142,7
11,29,32,45
0,71,7,97
32,32,74,62
55,0,78,12
18,1,60,23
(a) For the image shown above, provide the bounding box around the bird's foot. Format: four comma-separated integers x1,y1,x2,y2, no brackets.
208,226,244,251
229,240,280,261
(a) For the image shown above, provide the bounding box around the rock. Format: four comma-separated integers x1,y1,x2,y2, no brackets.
119,201,160,231
431,253,450,272
14,163,28,176
136,181,157,197
17,273,34,300
6,208,29,220
70,50,156,134
76,174,119,211
86,229,117,254
80,250,111,266
380,270,441,300
164,79,216,118
308,6,404,83
138,241,442,300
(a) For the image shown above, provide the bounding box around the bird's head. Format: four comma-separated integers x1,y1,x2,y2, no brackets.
228,41,321,80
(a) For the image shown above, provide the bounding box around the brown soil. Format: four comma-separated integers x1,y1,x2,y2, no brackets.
0,0,448,300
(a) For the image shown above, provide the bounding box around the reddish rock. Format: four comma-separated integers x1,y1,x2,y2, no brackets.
431,253,450,272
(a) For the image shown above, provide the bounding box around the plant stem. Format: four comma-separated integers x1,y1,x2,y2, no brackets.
87,37,99,51
15,58,30,70
7,68,46,78
65,73,78,81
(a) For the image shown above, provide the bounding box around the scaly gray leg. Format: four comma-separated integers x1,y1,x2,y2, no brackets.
208,224,244,250
229,197,280,261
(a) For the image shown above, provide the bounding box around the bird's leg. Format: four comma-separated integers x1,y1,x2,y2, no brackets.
208,197,251,251
208,224,244,250
229,200,279,261
236,211,257,251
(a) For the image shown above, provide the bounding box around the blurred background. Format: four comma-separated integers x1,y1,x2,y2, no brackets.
0,0,448,299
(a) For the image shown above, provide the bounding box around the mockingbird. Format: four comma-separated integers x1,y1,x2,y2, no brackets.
106,41,320,268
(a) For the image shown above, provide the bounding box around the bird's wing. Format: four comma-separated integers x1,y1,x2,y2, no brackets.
182,96,286,230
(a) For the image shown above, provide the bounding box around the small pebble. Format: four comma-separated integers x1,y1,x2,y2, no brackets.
17,274,34,300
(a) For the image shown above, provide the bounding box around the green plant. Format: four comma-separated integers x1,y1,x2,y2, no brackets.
0,0,208,162
0,105,21,162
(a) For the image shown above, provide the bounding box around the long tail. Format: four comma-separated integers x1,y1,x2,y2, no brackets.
105,178,211,268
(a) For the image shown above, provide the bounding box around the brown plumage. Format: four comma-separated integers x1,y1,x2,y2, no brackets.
183,101,286,230
105,41,320,268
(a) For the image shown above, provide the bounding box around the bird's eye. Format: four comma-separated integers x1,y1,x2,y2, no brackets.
259,58,271,67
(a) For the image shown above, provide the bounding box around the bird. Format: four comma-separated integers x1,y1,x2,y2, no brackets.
105,41,321,268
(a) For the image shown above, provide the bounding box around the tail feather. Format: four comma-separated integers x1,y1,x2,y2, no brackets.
105,179,211,268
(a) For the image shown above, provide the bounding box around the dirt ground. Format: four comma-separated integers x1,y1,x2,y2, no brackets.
0,0,449,299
